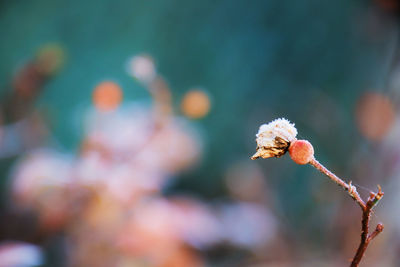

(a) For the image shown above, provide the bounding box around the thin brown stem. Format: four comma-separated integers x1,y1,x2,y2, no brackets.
309,158,366,210
351,189,384,267
351,208,371,266
308,158,384,267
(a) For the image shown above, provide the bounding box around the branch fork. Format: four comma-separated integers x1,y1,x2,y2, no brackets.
309,157,384,267
251,119,384,266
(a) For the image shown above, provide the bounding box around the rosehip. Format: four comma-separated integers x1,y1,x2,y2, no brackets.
289,139,314,165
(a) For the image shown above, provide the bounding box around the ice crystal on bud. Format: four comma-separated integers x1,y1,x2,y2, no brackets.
251,118,297,160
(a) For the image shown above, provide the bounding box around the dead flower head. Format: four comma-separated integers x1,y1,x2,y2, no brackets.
251,118,297,160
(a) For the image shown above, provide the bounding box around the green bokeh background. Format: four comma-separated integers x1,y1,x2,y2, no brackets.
0,0,395,208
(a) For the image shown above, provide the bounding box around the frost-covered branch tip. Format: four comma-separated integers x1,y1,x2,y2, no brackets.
251,118,384,267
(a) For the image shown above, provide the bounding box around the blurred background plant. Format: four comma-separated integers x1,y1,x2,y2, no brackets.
0,0,400,266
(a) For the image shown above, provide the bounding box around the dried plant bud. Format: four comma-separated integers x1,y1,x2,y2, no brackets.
251,118,297,160
289,139,314,165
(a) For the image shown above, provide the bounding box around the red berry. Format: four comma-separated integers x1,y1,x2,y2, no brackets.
289,140,314,165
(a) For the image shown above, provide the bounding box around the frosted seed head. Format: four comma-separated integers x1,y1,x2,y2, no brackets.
251,118,297,160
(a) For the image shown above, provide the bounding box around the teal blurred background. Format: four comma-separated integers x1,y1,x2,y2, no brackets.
0,0,399,266
0,0,396,192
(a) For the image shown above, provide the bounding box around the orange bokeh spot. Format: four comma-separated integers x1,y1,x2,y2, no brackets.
181,89,211,119
355,92,395,141
92,81,123,111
